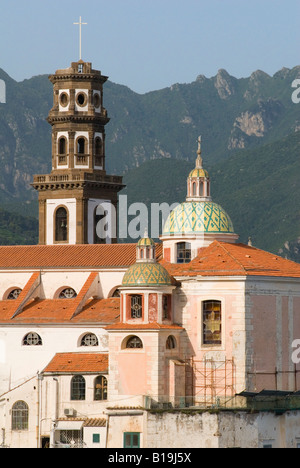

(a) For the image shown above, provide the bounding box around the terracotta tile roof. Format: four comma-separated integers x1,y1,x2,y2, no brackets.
106,322,183,331
162,241,300,278
0,243,162,269
83,418,107,427
43,352,108,373
11,272,40,317
0,272,41,319
55,417,107,427
0,297,120,324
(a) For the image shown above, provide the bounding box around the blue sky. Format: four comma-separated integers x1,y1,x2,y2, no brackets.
0,0,299,93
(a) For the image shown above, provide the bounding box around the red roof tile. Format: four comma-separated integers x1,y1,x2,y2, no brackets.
0,243,162,269
43,352,108,373
162,241,300,278
0,297,120,324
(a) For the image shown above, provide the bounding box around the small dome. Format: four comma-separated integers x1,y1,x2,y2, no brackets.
122,262,173,287
162,201,235,236
189,167,209,178
137,236,155,247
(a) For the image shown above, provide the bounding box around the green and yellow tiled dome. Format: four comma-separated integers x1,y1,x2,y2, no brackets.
122,262,173,287
137,236,155,247
189,167,209,178
162,201,235,236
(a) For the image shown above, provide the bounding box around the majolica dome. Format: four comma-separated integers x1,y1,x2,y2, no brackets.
122,262,173,286
123,232,173,286
162,136,236,238
162,201,234,236
188,167,209,178
137,236,155,247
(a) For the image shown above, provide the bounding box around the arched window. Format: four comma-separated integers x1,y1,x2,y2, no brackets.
126,336,143,349
202,300,222,345
192,182,196,196
95,137,103,156
111,288,120,298
55,207,68,242
166,335,176,350
130,295,143,319
177,242,191,264
71,375,86,400
7,288,22,300
77,138,85,154
80,333,98,347
59,288,77,299
200,181,204,197
58,137,67,155
94,207,107,244
163,294,171,320
207,182,210,197
23,332,42,346
12,401,29,431
94,376,108,401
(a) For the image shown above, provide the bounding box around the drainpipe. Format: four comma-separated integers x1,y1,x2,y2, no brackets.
53,378,59,420
105,414,110,448
37,372,44,449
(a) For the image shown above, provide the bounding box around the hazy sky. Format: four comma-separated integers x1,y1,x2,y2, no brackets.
1,0,299,93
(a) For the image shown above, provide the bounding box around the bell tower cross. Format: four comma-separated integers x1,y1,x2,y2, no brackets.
73,16,87,61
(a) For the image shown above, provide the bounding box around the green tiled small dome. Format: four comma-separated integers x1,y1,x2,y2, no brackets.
137,236,155,247
188,167,209,178
122,262,173,286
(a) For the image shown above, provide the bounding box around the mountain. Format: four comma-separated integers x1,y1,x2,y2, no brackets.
0,65,299,207
0,208,38,245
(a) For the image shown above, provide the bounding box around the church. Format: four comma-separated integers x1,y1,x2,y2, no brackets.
0,57,300,449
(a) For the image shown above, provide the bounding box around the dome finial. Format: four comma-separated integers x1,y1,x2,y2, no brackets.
195,136,203,169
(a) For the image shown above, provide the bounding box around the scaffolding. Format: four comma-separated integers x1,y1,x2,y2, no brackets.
185,357,236,407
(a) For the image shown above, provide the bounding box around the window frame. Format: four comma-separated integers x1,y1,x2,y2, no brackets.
58,287,77,299
54,206,69,243
202,300,222,346
176,242,191,264
125,336,143,349
80,333,99,347
22,332,43,346
6,288,22,300
70,375,86,401
12,401,29,431
130,294,143,319
94,375,108,401
166,335,177,350
124,432,140,449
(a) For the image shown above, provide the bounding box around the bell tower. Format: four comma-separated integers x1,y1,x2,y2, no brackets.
32,60,124,245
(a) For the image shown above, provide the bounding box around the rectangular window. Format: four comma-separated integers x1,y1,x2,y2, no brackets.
124,432,140,448
131,295,143,319
163,294,171,320
177,242,191,264
203,300,222,345
93,433,100,444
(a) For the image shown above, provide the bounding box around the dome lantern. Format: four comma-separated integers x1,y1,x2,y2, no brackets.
136,230,156,263
186,136,211,202
161,134,239,263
